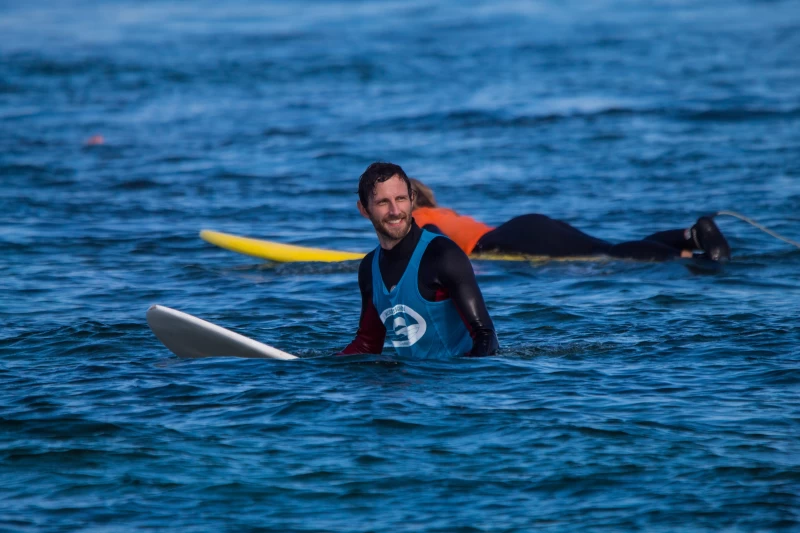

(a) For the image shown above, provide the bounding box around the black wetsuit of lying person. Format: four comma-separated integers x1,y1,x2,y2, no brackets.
471,214,731,262
410,179,732,262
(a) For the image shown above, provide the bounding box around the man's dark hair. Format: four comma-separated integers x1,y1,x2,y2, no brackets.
357,162,413,210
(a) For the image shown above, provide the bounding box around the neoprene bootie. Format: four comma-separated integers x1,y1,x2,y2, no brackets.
691,216,731,262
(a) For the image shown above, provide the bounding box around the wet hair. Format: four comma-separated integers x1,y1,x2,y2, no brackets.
357,162,413,210
410,178,436,208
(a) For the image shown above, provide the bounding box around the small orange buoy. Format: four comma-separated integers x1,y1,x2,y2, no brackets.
85,135,105,146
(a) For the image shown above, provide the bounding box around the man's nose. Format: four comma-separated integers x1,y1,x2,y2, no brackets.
387,201,400,215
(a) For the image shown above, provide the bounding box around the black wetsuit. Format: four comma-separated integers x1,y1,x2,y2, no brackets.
341,222,499,356
471,214,696,261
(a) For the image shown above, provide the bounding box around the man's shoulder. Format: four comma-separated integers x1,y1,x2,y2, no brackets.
358,249,377,281
423,233,469,261
361,249,377,265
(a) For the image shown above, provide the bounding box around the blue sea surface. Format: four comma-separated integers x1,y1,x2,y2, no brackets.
2,0,799,531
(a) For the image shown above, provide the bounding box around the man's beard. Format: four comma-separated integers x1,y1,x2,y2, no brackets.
373,213,412,241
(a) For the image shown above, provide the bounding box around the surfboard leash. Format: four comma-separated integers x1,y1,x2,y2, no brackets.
713,210,800,250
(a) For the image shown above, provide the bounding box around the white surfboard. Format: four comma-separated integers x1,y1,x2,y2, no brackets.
146,305,298,360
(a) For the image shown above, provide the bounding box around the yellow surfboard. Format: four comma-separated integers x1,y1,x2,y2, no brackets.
200,230,365,262
200,229,605,263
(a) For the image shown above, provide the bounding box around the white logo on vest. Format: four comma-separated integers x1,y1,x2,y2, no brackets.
379,304,427,348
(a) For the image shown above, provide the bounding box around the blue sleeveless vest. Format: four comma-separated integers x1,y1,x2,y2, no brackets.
372,231,473,359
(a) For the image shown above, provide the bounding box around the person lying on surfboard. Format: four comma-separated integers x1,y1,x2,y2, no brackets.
340,162,499,358
409,179,731,262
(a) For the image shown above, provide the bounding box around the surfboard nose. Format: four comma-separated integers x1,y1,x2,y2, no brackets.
145,305,298,360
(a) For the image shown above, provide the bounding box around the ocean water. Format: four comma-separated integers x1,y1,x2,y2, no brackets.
2,0,799,531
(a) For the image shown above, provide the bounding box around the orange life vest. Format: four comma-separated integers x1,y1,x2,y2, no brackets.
412,207,494,255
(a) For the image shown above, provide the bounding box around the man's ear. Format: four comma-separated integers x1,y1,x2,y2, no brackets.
357,200,370,219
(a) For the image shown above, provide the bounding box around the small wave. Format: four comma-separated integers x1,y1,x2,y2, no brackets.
678,107,800,122
111,179,163,191
755,368,800,386
211,171,261,181
370,418,428,429
3,417,126,440
368,105,645,132
0,163,75,182
262,127,310,137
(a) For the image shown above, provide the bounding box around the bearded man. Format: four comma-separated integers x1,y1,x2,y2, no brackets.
340,162,498,358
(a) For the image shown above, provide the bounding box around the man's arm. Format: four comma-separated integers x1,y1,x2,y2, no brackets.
425,238,499,356
339,251,386,355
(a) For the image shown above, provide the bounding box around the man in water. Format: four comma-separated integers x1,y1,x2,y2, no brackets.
340,162,499,357
410,179,731,262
